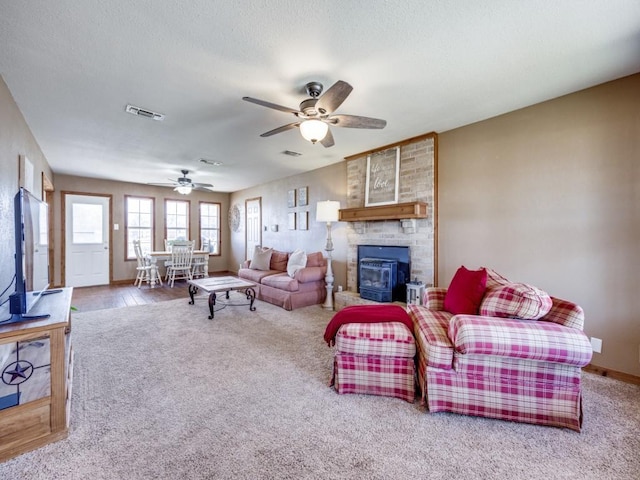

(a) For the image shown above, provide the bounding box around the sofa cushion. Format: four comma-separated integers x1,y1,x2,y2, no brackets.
238,268,280,283
483,267,511,290
306,251,325,267
480,283,553,320
260,272,299,292
424,287,447,311
407,305,454,370
270,250,289,272
335,322,415,358
250,246,273,271
539,297,585,330
294,266,325,283
449,315,593,366
443,266,487,315
287,249,307,277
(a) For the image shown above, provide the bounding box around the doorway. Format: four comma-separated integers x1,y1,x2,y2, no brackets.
245,197,262,260
63,193,112,287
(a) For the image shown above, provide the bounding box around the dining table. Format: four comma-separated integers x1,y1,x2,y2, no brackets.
147,250,210,288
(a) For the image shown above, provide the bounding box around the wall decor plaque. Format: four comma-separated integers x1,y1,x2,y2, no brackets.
298,211,308,230
228,204,241,232
298,186,308,206
287,189,296,208
365,147,400,207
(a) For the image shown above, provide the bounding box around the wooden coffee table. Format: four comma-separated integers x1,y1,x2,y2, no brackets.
187,276,257,319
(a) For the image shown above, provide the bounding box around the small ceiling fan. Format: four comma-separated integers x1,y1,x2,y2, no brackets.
242,80,386,148
148,170,213,194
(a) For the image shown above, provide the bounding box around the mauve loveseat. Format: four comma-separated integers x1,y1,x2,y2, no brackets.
238,249,327,310
408,267,593,431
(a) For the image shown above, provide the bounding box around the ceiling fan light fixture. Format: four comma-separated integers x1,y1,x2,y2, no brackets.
299,119,328,144
175,185,193,195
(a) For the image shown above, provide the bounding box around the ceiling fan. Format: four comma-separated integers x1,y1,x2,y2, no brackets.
148,170,213,194
242,80,386,148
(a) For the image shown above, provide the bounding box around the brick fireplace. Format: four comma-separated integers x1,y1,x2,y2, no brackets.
343,133,436,297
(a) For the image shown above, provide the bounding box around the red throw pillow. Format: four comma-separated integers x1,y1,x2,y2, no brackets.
443,266,488,315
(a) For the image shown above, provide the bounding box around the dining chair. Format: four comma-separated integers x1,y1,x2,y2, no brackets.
166,241,194,287
191,238,209,279
133,240,162,287
164,239,188,280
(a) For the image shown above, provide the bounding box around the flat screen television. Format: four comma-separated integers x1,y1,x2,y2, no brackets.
7,187,51,323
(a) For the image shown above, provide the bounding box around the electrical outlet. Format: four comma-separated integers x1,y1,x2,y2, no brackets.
590,337,602,354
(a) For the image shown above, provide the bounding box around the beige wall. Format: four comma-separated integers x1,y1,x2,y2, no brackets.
438,73,640,376
4,69,640,377
229,162,349,291
0,76,53,298
51,175,231,285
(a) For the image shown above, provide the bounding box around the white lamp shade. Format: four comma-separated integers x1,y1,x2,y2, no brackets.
175,185,193,195
316,200,340,222
299,120,329,144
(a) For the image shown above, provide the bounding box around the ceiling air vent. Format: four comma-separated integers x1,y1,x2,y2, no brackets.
200,158,223,166
282,150,302,157
125,104,165,121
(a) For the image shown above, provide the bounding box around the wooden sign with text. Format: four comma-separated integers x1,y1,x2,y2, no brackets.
365,147,400,206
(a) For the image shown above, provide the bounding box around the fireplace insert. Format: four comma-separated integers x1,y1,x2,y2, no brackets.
357,245,409,302
359,258,398,303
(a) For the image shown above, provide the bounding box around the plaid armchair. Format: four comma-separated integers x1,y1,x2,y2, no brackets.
408,280,593,431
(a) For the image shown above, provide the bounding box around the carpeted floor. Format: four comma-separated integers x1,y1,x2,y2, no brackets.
1,295,639,479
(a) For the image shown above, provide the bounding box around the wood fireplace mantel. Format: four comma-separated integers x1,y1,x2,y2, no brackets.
338,201,427,222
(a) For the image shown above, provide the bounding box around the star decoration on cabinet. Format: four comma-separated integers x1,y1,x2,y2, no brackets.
3,361,33,384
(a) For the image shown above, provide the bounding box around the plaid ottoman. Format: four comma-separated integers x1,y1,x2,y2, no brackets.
332,321,416,402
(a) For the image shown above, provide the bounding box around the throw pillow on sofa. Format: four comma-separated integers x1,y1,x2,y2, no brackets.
250,246,273,271
269,250,289,271
443,266,488,315
480,282,553,320
482,267,511,290
305,251,325,267
287,249,307,278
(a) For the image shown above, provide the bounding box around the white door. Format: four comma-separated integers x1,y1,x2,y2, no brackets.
65,194,110,287
245,198,262,260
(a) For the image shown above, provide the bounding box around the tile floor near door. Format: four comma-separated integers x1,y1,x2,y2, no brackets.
71,273,232,313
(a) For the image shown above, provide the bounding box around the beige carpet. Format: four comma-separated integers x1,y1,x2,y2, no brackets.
1,295,639,479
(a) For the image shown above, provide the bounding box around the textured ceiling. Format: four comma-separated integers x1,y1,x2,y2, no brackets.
1,0,639,192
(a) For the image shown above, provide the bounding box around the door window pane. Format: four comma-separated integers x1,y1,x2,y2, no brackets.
72,204,103,244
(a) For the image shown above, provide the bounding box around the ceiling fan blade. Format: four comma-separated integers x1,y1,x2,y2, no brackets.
329,114,387,129
193,185,214,191
320,128,335,148
242,96,300,114
260,122,300,137
315,80,353,115
148,182,178,187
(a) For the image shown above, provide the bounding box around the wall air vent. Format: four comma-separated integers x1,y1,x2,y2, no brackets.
125,104,165,121
282,150,302,157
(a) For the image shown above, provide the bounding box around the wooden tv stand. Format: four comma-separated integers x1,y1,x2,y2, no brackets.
0,287,73,462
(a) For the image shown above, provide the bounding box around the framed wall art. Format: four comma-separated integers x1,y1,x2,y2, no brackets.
287,189,296,208
19,154,35,195
364,146,400,207
298,186,308,206
288,212,296,230
298,211,308,230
